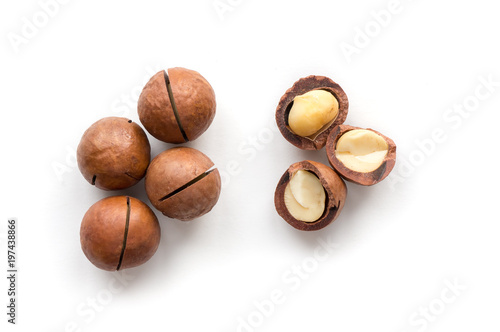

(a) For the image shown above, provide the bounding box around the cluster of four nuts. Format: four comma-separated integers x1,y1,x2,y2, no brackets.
78,68,221,271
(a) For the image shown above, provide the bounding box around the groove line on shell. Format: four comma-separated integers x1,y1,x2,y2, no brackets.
159,168,216,202
116,196,131,271
163,70,189,142
124,172,141,181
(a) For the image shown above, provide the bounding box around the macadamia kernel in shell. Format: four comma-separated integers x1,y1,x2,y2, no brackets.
288,90,339,138
335,129,389,173
284,170,326,222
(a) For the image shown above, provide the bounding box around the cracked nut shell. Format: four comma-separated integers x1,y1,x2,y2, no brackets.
80,196,161,271
77,117,151,190
276,75,349,150
145,147,221,221
326,125,397,186
138,67,216,144
274,160,347,231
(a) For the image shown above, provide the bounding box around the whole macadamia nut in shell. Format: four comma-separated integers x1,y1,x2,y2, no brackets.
77,117,151,190
80,196,161,271
145,147,221,221
138,67,216,144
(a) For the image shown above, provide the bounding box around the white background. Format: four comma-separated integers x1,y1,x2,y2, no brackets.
1,0,499,331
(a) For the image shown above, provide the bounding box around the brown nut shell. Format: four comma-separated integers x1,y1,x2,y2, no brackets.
326,125,397,186
169,67,216,141
145,147,221,221
77,117,151,190
274,160,347,231
80,196,161,271
138,68,216,144
137,71,185,143
276,75,349,150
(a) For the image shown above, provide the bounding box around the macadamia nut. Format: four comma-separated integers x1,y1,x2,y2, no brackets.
77,117,151,191
288,90,339,138
80,196,161,271
276,75,349,150
275,160,347,231
335,129,389,173
145,147,221,221
284,170,326,222
138,68,216,144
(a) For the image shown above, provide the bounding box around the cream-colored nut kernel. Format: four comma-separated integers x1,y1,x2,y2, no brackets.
335,129,389,173
288,90,339,138
284,170,326,222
